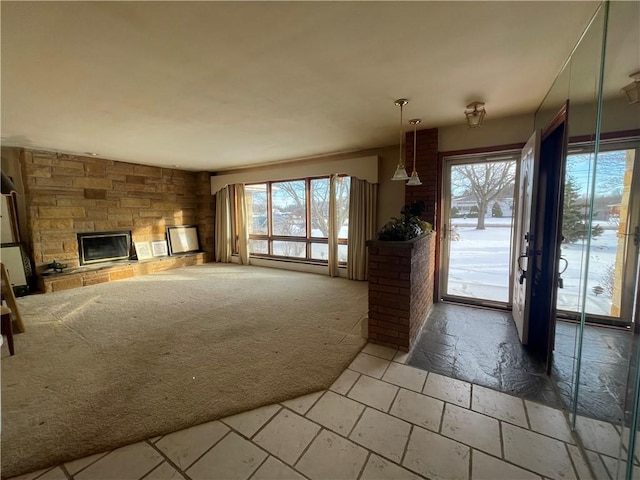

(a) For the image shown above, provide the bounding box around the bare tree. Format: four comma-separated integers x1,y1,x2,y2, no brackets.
279,178,350,237
452,161,516,230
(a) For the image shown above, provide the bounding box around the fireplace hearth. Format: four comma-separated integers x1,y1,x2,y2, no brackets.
78,231,132,266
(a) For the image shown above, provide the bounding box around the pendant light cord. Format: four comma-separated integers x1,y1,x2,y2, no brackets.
412,123,417,174
398,103,404,168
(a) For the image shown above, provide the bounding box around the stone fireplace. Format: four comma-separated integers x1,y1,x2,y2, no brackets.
77,230,132,265
6,148,216,292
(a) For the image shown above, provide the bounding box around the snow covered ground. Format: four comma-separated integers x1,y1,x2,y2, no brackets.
447,217,618,316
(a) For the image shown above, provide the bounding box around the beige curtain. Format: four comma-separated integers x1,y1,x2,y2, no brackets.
328,175,339,277
235,184,250,265
347,177,378,280
214,186,232,263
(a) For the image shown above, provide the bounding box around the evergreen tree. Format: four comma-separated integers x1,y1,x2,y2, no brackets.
492,202,503,218
562,176,604,243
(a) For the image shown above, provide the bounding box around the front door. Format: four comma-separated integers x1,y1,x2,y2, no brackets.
511,103,569,372
512,131,539,344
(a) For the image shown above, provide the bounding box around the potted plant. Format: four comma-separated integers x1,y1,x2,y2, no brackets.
377,201,432,241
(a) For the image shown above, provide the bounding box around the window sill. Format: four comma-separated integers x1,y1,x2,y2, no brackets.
230,254,347,277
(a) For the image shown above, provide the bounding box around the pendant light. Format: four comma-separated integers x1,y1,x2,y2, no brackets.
391,98,410,181
406,119,422,186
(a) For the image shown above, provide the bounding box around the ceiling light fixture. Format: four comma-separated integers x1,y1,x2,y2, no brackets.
406,119,422,186
621,71,640,105
465,101,486,128
391,98,410,181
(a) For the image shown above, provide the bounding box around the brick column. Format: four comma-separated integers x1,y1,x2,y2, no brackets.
405,128,439,227
366,233,435,351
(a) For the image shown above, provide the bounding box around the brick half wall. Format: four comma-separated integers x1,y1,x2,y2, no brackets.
366,233,436,351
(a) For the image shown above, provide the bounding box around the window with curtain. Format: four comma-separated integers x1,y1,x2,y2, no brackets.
241,176,350,263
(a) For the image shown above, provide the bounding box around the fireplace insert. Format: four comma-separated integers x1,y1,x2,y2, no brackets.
78,231,132,265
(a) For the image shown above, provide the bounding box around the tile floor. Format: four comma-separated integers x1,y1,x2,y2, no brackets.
8,342,627,480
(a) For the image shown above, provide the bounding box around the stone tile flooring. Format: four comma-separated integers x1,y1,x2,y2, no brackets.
409,303,637,425
8,342,630,480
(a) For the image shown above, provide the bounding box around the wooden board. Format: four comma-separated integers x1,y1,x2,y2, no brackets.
1,262,25,333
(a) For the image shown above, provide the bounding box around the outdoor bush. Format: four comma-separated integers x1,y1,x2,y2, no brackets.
492,202,503,218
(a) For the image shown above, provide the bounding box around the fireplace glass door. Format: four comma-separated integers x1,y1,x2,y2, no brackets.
78,231,132,265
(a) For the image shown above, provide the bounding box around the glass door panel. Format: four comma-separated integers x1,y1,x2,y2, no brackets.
441,157,518,304
558,147,638,322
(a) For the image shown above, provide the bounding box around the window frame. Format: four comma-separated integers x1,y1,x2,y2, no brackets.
556,137,640,327
241,175,349,264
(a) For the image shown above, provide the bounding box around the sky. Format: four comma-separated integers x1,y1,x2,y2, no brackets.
566,149,630,198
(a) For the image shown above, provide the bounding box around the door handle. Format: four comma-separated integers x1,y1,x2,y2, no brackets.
517,253,528,284
519,271,527,285
558,256,568,274
619,226,639,246
558,256,568,289
517,253,528,271
443,223,459,240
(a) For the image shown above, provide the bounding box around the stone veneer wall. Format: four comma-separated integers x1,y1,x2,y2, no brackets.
366,233,435,351
20,149,214,283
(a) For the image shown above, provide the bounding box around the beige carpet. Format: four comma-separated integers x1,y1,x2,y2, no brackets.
1,263,367,478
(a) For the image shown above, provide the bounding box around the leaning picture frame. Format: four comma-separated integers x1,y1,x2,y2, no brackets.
166,225,200,255
151,240,169,257
134,241,153,261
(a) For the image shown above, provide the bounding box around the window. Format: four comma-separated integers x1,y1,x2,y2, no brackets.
242,176,350,263
246,183,268,235
556,141,639,323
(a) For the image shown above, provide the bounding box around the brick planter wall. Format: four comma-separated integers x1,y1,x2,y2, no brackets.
366,233,435,351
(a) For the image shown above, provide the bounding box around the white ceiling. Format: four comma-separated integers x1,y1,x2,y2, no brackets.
1,1,602,171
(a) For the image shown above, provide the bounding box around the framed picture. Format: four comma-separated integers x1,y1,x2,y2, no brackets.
167,225,200,255
134,241,153,261
151,240,168,257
